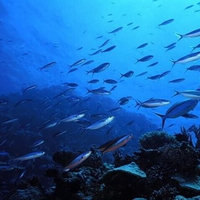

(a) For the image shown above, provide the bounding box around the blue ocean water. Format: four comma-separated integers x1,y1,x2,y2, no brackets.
0,0,200,198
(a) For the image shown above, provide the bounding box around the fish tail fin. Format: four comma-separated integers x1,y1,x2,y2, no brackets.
175,33,183,41
172,90,179,97
154,112,165,129
119,73,124,79
85,70,90,75
85,88,91,95
170,59,176,68
135,58,139,64
134,99,141,109
80,129,86,136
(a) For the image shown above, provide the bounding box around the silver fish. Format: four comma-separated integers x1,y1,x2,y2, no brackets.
173,90,200,99
60,113,85,122
176,28,200,40
85,116,115,130
13,151,45,161
155,99,198,129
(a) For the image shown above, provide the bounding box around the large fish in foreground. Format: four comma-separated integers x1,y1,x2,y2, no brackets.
171,51,200,66
176,28,200,41
155,99,198,129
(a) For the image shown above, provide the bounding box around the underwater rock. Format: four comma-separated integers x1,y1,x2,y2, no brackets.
102,162,146,180
6,186,46,200
172,174,200,192
139,131,177,150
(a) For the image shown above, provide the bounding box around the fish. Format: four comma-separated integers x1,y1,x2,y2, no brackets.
13,151,45,161
108,27,123,34
108,107,122,112
135,98,170,109
160,70,170,78
67,68,78,74
87,79,99,84
99,39,110,48
186,65,200,72
106,126,114,135
85,116,115,130
86,63,110,76
176,28,200,41
158,19,174,26
127,22,133,26
155,99,198,129
118,96,132,105
173,90,200,99
86,87,111,95
135,55,154,63
2,118,19,125
44,121,59,129
132,26,140,30
110,85,117,92
64,82,78,87
184,5,194,10
62,151,92,172
168,78,185,84
23,85,37,93
102,45,116,53
136,71,148,77
147,62,158,67
81,60,94,66
0,165,15,171
136,43,148,49
30,140,44,148
15,99,32,107
97,134,133,154
171,51,200,66
125,120,135,126
60,113,85,123
147,74,162,80
164,42,176,49
89,49,102,56
103,79,118,84
69,59,85,68
120,71,134,79
52,130,68,138
39,62,56,70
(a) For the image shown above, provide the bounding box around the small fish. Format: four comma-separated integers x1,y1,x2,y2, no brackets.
99,39,110,48
173,90,200,99
30,140,44,148
119,71,134,79
168,78,185,84
89,49,102,56
76,47,83,51
108,107,122,112
186,65,200,72
81,60,94,66
87,79,99,84
13,151,45,161
171,51,200,66
127,22,133,26
136,71,147,77
60,113,85,123
44,121,59,129
176,28,200,41
135,98,170,109
69,59,86,68
52,130,67,138
125,120,135,126
65,82,78,87
158,19,174,26
155,99,198,129
0,165,15,171
97,134,133,154
164,42,176,49
86,63,110,76
184,5,194,10
132,26,140,30
67,68,78,74
15,99,32,107
106,126,114,135
136,43,148,49
86,87,111,95
148,62,158,67
103,79,118,84
135,55,154,63
110,85,117,92
147,74,162,80
39,62,56,70
160,70,170,78
102,45,116,53
2,118,18,125
62,151,91,172
108,27,123,34
23,85,37,93
118,96,132,105
85,116,115,130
